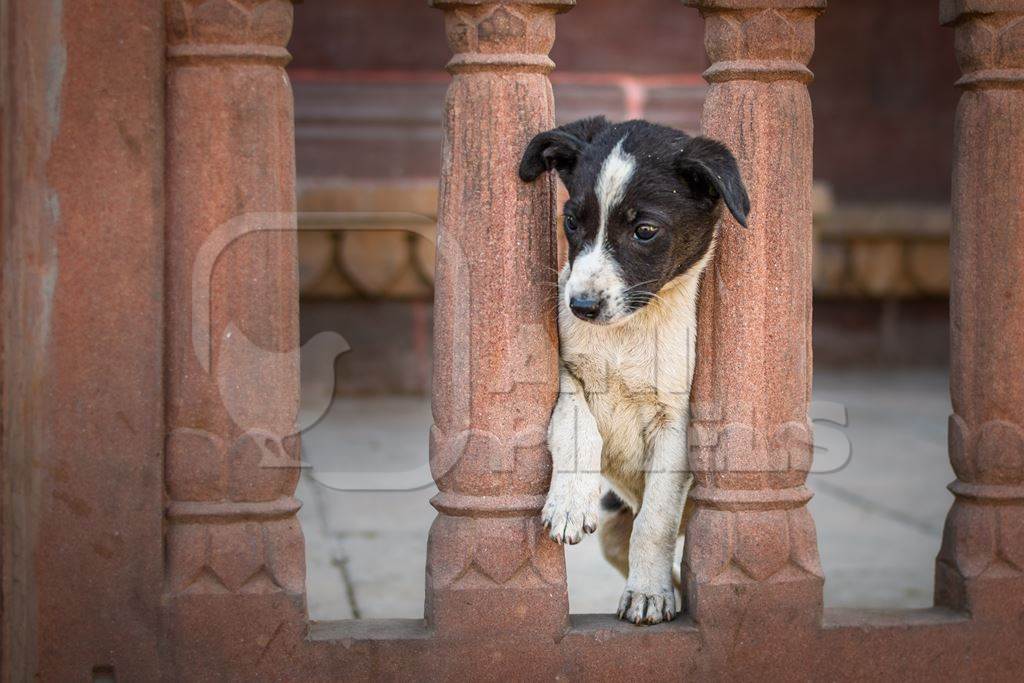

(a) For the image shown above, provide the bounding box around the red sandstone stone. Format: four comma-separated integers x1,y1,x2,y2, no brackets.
936,0,1024,620
425,0,573,638
682,0,825,643
1,1,166,679
4,1,1024,680
161,0,308,677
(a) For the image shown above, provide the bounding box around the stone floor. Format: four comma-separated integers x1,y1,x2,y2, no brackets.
296,368,953,620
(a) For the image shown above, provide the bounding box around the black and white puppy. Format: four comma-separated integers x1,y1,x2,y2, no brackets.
519,117,749,625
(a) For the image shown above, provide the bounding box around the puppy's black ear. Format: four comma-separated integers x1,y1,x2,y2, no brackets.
675,136,751,228
519,116,610,185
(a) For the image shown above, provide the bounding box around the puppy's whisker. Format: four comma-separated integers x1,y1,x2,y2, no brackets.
624,278,660,294
624,290,669,308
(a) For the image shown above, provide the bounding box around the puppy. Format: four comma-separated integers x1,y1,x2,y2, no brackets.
519,117,749,625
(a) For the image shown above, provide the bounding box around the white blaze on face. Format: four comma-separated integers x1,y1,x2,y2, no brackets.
565,138,637,322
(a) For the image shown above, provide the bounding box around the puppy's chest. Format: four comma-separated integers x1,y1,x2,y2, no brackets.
561,326,691,429
561,299,695,400
563,347,660,403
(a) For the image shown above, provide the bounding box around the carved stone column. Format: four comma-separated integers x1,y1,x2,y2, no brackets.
426,0,573,637
937,0,1024,620
681,0,826,632
163,0,305,672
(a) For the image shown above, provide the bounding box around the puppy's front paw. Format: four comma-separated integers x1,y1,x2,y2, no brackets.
542,478,600,545
617,585,677,625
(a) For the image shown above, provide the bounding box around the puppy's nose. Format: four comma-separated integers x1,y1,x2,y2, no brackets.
569,296,602,321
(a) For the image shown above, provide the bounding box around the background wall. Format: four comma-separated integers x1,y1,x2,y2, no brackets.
288,0,958,396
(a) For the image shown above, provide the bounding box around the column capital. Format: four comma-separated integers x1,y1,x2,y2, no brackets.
683,0,824,83
431,0,575,74
166,0,296,64
430,0,574,10
682,0,825,10
941,0,1024,25
943,0,1024,89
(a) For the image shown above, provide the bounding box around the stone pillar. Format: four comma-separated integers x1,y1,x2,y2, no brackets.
681,0,826,632
937,0,1024,620
163,0,305,672
426,0,573,637
2,1,166,678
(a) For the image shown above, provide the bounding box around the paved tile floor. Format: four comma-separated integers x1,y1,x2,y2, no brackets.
296,369,952,619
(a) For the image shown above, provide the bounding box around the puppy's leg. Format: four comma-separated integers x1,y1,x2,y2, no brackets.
542,367,602,545
598,491,633,578
617,418,692,625
601,492,692,586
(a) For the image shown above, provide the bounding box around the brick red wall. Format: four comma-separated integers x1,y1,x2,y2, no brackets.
288,1,707,180
288,0,957,203
289,0,704,73
811,0,958,203
290,0,447,72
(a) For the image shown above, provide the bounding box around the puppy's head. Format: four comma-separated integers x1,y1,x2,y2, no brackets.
519,117,749,325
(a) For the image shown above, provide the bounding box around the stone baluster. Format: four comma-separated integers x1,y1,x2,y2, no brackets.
681,0,826,635
426,0,573,637
936,0,1024,620
163,0,305,671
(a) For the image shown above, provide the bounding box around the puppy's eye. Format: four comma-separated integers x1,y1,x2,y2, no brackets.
634,225,659,241
564,215,579,234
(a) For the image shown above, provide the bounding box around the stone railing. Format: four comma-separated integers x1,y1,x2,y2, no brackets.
5,0,1023,679
814,203,951,298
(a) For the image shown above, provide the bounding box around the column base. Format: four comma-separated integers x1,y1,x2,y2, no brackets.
424,513,569,637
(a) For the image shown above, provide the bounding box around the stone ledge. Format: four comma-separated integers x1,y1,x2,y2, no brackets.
815,203,951,298
297,180,951,300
